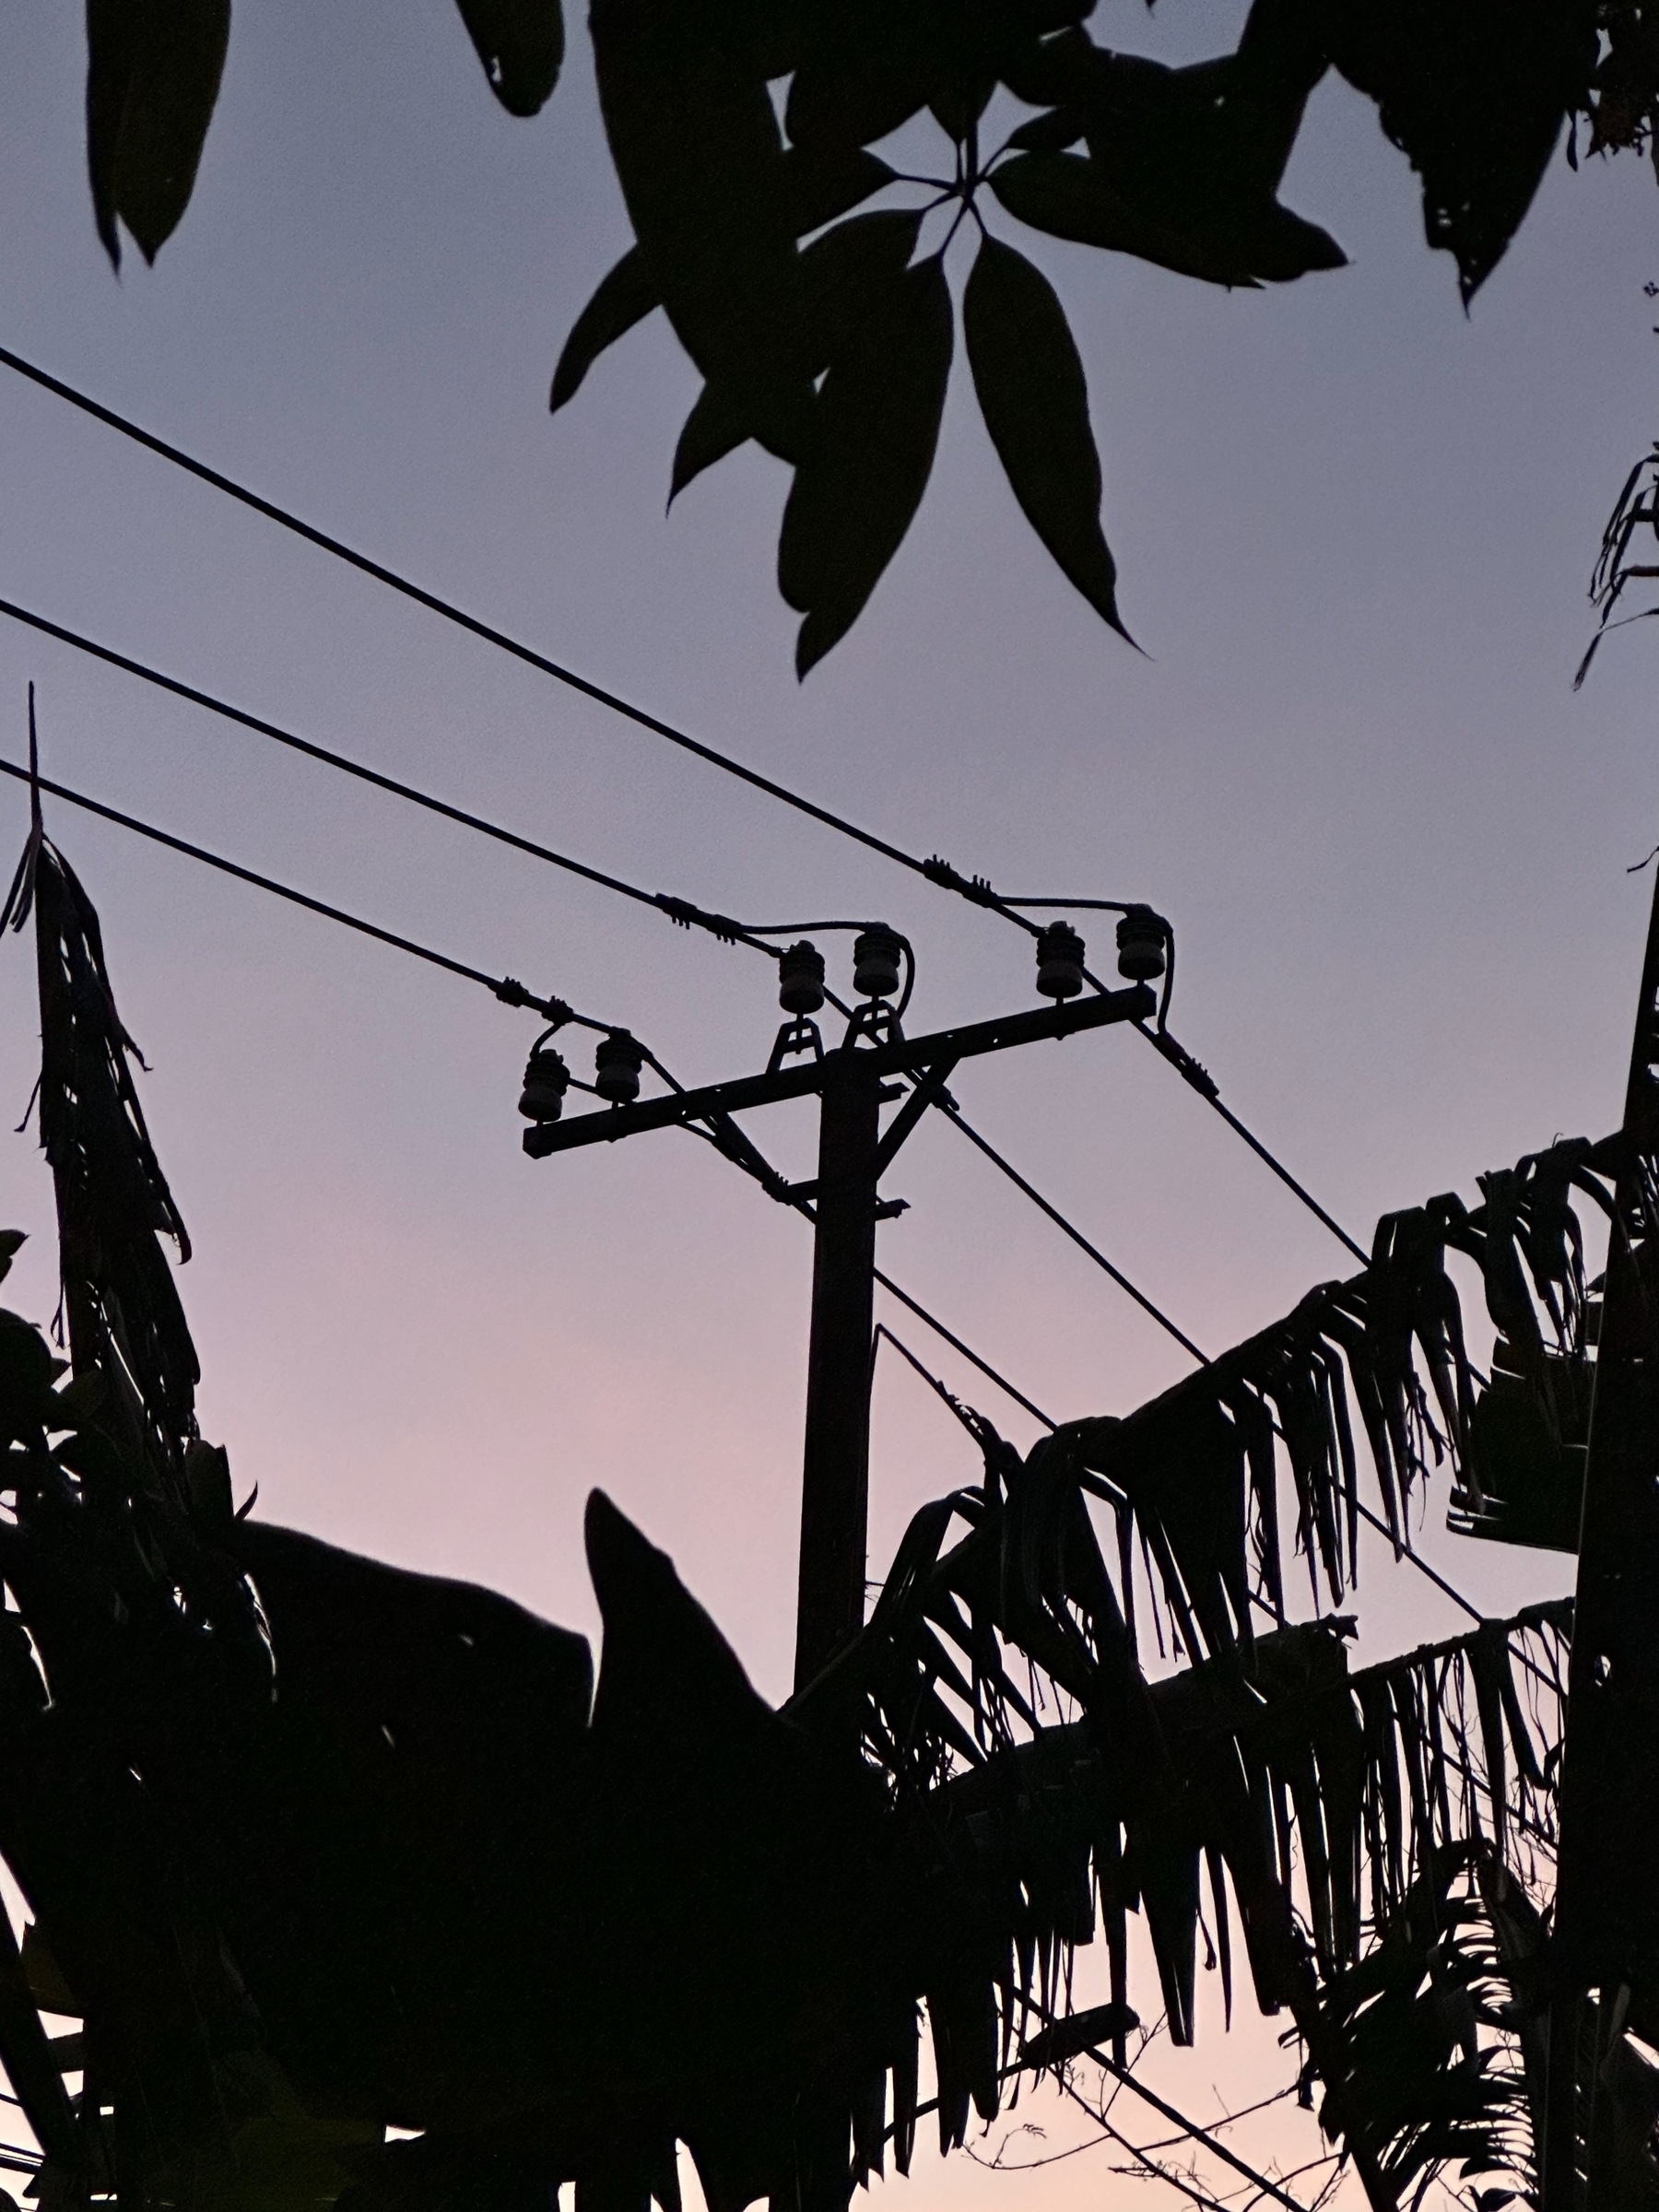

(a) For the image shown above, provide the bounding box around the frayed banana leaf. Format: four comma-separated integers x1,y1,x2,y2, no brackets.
4,830,198,1499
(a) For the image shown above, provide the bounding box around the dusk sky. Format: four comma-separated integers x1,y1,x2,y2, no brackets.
0,4,1652,2199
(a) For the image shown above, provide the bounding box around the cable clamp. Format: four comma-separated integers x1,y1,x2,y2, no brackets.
654,893,747,944
495,977,573,1027
1146,1028,1219,1100
922,856,999,908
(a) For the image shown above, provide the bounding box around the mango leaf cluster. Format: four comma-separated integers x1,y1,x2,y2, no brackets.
73,0,1644,671
553,0,1607,669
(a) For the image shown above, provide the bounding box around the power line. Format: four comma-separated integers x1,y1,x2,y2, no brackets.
880,1111,1498,1631
684,1110,1059,1430
0,757,597,1032
873,1269,1054,1429
0,592,786,960
939,1104,1207,1361
0,347,922,877
0,755,1050,1440
0,346,1365,1260
0,758,1498,1638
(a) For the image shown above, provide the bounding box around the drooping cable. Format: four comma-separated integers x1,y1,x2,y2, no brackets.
0,760,1505,1640
0,593,793,960
0,346,1364,1258
0,757,1049,1443
938,1104,1207,1361
0,347,923,877
0,758,609,1036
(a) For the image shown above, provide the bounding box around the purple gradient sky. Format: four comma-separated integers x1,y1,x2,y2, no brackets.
0,3,1651,2199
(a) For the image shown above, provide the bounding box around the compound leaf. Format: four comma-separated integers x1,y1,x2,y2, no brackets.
963,233,1130,641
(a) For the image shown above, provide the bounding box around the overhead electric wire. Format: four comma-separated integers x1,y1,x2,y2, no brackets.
0,345,1365,1260
879,1103,1500,1635
0,764,1501,1648
873,1268,1054,1429
0,591,794,961
0,346,922,878
0,757,1047,1443
938,1104,1206,1361
1200,1084,1368,1266
0,758,604,1033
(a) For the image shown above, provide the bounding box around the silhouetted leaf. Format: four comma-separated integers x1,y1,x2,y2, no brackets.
0,1313,57,1424
552,151,892,423
1325,0,1597,299
669,384,752,502
991,147,1344,287
549,250,660,413
592,0,811,459
0,1231,22,1288
784,0,932,147
453,0,564,114
670,210,921,500
801,209,924,362
783,143,898,233
48,1368,105,1430
85,0,230,265
779,253,952,676
995,4,1344,287
964,233,1130,641
1018,2002,1140,2066
1006,106,1088,152
992,150,1253,276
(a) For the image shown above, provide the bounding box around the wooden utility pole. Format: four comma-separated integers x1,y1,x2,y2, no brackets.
794,1054,882,1688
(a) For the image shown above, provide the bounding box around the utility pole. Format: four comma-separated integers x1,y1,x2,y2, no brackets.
795,1049,882,1686
520,939,1155,1688
1540,858,1659,2210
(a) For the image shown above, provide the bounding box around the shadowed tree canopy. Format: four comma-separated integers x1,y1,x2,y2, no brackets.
5,818,1659,2207
60,0,1659,671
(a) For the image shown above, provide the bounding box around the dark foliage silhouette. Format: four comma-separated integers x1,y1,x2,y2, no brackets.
0,835,1653,2208
49,0,1659,667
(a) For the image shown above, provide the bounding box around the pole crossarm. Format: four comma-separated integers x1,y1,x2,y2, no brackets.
523,983,1156,1159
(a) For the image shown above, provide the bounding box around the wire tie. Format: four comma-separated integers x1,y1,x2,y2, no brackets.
495,977,572,1026
922,856,1000,907
1147,1029,1219,1100
653,893,746,943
